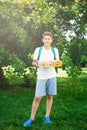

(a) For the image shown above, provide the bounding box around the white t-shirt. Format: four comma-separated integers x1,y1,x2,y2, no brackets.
33,46,60,79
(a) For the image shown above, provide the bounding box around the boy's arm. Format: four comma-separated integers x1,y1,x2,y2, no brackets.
53,48,62,67
32,48,39,67
54,48,60,61
32,59,38,67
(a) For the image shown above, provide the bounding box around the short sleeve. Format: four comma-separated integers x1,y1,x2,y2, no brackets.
33,47,39,60
54,48,60,61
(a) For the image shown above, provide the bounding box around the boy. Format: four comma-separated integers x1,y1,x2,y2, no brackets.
23,31,59,127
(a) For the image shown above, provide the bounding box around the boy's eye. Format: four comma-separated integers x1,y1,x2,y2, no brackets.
45,38,50,40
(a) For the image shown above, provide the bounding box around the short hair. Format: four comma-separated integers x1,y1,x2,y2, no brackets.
42,31,53,39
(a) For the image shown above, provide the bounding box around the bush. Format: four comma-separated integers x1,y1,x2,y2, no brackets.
23,67,37,88
2,65,37,87
2,65,24,86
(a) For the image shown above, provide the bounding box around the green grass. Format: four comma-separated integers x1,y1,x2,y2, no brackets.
0,77,87,130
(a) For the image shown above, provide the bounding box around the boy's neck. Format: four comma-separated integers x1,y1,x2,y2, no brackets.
44,45,51,50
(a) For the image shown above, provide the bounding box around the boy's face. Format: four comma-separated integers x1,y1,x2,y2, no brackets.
42,35,52,47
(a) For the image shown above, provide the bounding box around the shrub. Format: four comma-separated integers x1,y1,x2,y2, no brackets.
23,67,37,88
61,51,82,87
2,65,24,86
2,65,37,87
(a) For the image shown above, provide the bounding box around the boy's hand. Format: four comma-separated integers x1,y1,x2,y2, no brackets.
38,61,52,68
32,60,38,67
37,60,62,68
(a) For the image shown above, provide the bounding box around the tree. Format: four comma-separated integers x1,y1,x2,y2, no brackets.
0,0,87,85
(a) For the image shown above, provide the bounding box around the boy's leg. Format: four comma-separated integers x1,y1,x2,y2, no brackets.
45,94,53,117
30,78,46,120
23,96,42,127
30,96,42,120
31,94,53,120
43,77,56,123
45,77,56,117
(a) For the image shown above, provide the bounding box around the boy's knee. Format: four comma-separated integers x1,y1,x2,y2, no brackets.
34,97,42,102
47,94,53,100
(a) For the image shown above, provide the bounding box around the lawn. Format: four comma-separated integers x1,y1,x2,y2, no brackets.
0,70,87,130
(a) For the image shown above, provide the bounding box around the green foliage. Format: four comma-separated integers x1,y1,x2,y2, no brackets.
0,45,4,65
1,65,36,87
0,45,10,66
61,48,82,87
2,65,24,86
0,0,87,86
81,55,87,64
8,53,26,74
66,66,81,78
1,54,26,86
23,67,37,88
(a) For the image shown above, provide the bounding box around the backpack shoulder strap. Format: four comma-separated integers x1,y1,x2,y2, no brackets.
37,47,56,60
51,47,56,60
51,47,58,73
37,46,43,60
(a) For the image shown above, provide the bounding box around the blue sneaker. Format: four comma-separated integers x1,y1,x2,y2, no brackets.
23,118,33,127
43,116,52,124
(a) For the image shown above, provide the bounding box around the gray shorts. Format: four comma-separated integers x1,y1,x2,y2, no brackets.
35,77,57,97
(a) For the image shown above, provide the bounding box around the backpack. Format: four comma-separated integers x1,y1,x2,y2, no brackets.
37,46,58,73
